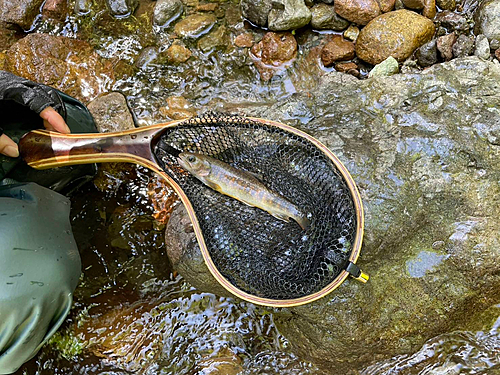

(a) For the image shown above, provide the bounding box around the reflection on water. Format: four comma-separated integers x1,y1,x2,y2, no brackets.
362,313,500,375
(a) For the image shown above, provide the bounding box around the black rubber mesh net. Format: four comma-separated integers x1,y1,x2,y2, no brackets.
154,113,357,300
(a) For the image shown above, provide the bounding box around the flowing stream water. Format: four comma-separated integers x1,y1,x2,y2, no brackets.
14,0,500,373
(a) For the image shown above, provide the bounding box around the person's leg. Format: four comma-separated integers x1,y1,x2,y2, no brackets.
0,183,81,374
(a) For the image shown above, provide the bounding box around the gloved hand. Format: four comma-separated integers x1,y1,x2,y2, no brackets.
0,71,71,158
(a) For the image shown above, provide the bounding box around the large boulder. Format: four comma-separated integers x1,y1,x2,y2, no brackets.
4,33,116,103
165,57,500,372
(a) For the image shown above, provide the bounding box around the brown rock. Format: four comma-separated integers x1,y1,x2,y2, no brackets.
174,13,217,38
5,33,114,102
87,92,135,133
0,23,21,51
250,32,297,80
195,2,217,11
42,0,69,20
422,0,436,19
376,0,395,12
335,61,360,77
356,10,436,65
334,0,381,25
496,49,500,61
0,0,44,29
320,35,355,66
401,0,423,9
159,96,195,120
437,32,456,61
436,0,455,10
165,42,192,63
234,33,254,48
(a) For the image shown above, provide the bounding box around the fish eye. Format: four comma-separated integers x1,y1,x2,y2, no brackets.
187,155,196,163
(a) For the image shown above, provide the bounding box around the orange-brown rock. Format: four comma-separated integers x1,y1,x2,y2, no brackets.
250,32,297,81
496,49,500,61
422,0,436,19
376,0,396,12
159,96,195,120
196,2,218,11
334,0,381,25
5,33,115,102
335,61,360,77
165,42,192,63
234,32,254,48
320,35,356,67
355,10,435,65
42,0,69,20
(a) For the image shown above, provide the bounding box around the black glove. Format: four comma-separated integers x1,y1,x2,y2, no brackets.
0,71,67,135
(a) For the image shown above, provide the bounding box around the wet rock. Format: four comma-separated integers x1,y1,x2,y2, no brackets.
240,0,272,27
334,0,381,25
452,34,474,58
166,204,232,297
422,0,436,19
174,13,217,38
356,10,435,65
42,0,69,20
106,0,138,18
416,39,438,67
335,61,360,77
74,0,91,15
250,31,297,80
436,0,455,9
234,32,254,48
196,3,218,11
159,96,195,120
0,23,21,51
135,46,159,71
167,56,500,372
4,33,115,102
435,11,469,32
474,0,500,49
437,32,457,61
153,0,183,27
475,34,491,60
320,35,355,66
376,0,395,12
0,0,44,29
225,4,242,27
401,0,423,9
343,25,360,42
87,92,135,133
165,42,192,63
268,0,311,31
197,25,229,52
368,55,398,77
310,4,350,31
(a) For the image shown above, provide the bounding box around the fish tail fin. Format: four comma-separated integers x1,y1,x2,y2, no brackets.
296,215,311,230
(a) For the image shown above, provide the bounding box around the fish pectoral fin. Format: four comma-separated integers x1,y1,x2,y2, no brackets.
204,180,222,192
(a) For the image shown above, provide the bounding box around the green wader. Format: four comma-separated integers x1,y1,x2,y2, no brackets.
0,92,97,374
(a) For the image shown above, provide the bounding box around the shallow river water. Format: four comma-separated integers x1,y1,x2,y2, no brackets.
14,0,500,373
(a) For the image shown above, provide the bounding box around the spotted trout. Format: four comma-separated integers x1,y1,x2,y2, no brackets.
178,152,310,230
